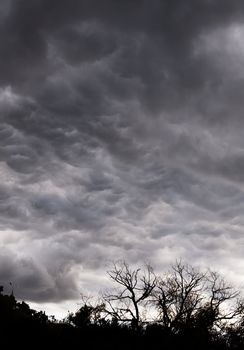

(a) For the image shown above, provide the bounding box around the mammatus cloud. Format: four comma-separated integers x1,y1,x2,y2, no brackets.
1,0,244,317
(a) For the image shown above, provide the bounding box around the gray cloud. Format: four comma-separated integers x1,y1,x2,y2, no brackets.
1,0,244,316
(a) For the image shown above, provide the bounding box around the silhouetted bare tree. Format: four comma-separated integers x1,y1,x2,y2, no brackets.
153,261,244,335
103,261,157,329
153,261,204,332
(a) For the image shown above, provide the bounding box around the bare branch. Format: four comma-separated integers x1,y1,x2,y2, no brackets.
103,261,156,328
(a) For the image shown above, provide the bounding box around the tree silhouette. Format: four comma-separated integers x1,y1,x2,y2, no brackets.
151,261,244,349
103,261,157,330
153,261,204,332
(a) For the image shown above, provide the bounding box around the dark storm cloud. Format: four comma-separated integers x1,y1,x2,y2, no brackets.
0,248,80,302
1,0,244,312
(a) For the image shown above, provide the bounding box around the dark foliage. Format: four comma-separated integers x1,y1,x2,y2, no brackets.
1,262,244,349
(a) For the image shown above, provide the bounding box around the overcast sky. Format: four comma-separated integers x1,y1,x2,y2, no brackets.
1,0,244,317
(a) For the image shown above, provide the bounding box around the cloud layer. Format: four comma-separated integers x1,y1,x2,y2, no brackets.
1,0,244,315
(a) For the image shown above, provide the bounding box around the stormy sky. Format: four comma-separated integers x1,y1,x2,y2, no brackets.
1,0,244,317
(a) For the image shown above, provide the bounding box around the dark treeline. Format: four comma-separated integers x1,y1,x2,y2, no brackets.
2,261,244,349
